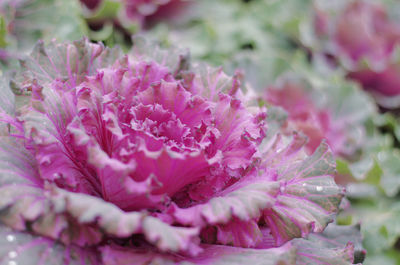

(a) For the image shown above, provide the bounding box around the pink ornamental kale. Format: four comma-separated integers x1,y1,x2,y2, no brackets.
314,0,400,108
264,80,346,156
0,39,352,264
263,74,370,159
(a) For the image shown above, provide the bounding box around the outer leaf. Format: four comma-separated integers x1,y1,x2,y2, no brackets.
175,134,342,248
14,38,122,91
0,78,15,135
0,136,201,255
101,243,297,265
307,223,366,264
0,137,46,230
131,36,190,76
172,177,279,247
262,136,344,246
101,238,356,265
0,224,98,265
172,179,279,227
196,237,356,265
186,243,297,265
293,239,355,265
182,65,245,101
51,188,202,255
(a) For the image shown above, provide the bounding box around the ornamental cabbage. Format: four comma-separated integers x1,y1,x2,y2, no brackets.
0,39,355,264
265,78,345,155
313,0,400,108
263,72,373,159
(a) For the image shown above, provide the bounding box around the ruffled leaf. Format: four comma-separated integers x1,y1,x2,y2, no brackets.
172,180,279,227
50,188,202,255
182,65,246,102
0,136,201,255
174,134,342,248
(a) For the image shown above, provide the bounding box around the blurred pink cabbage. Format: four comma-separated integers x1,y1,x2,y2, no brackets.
314,0,400,106
265,80,346,156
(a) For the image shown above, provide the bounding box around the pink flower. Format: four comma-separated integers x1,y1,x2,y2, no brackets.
0,39,350,264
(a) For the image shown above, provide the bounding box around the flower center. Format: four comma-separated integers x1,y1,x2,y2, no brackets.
128,103,198,152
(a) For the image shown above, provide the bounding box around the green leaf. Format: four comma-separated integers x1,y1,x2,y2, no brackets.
1,0,88,53
364,159,383,187
84,0,121,21
363,249,400,265
351,198,400,255
0,16,7,48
